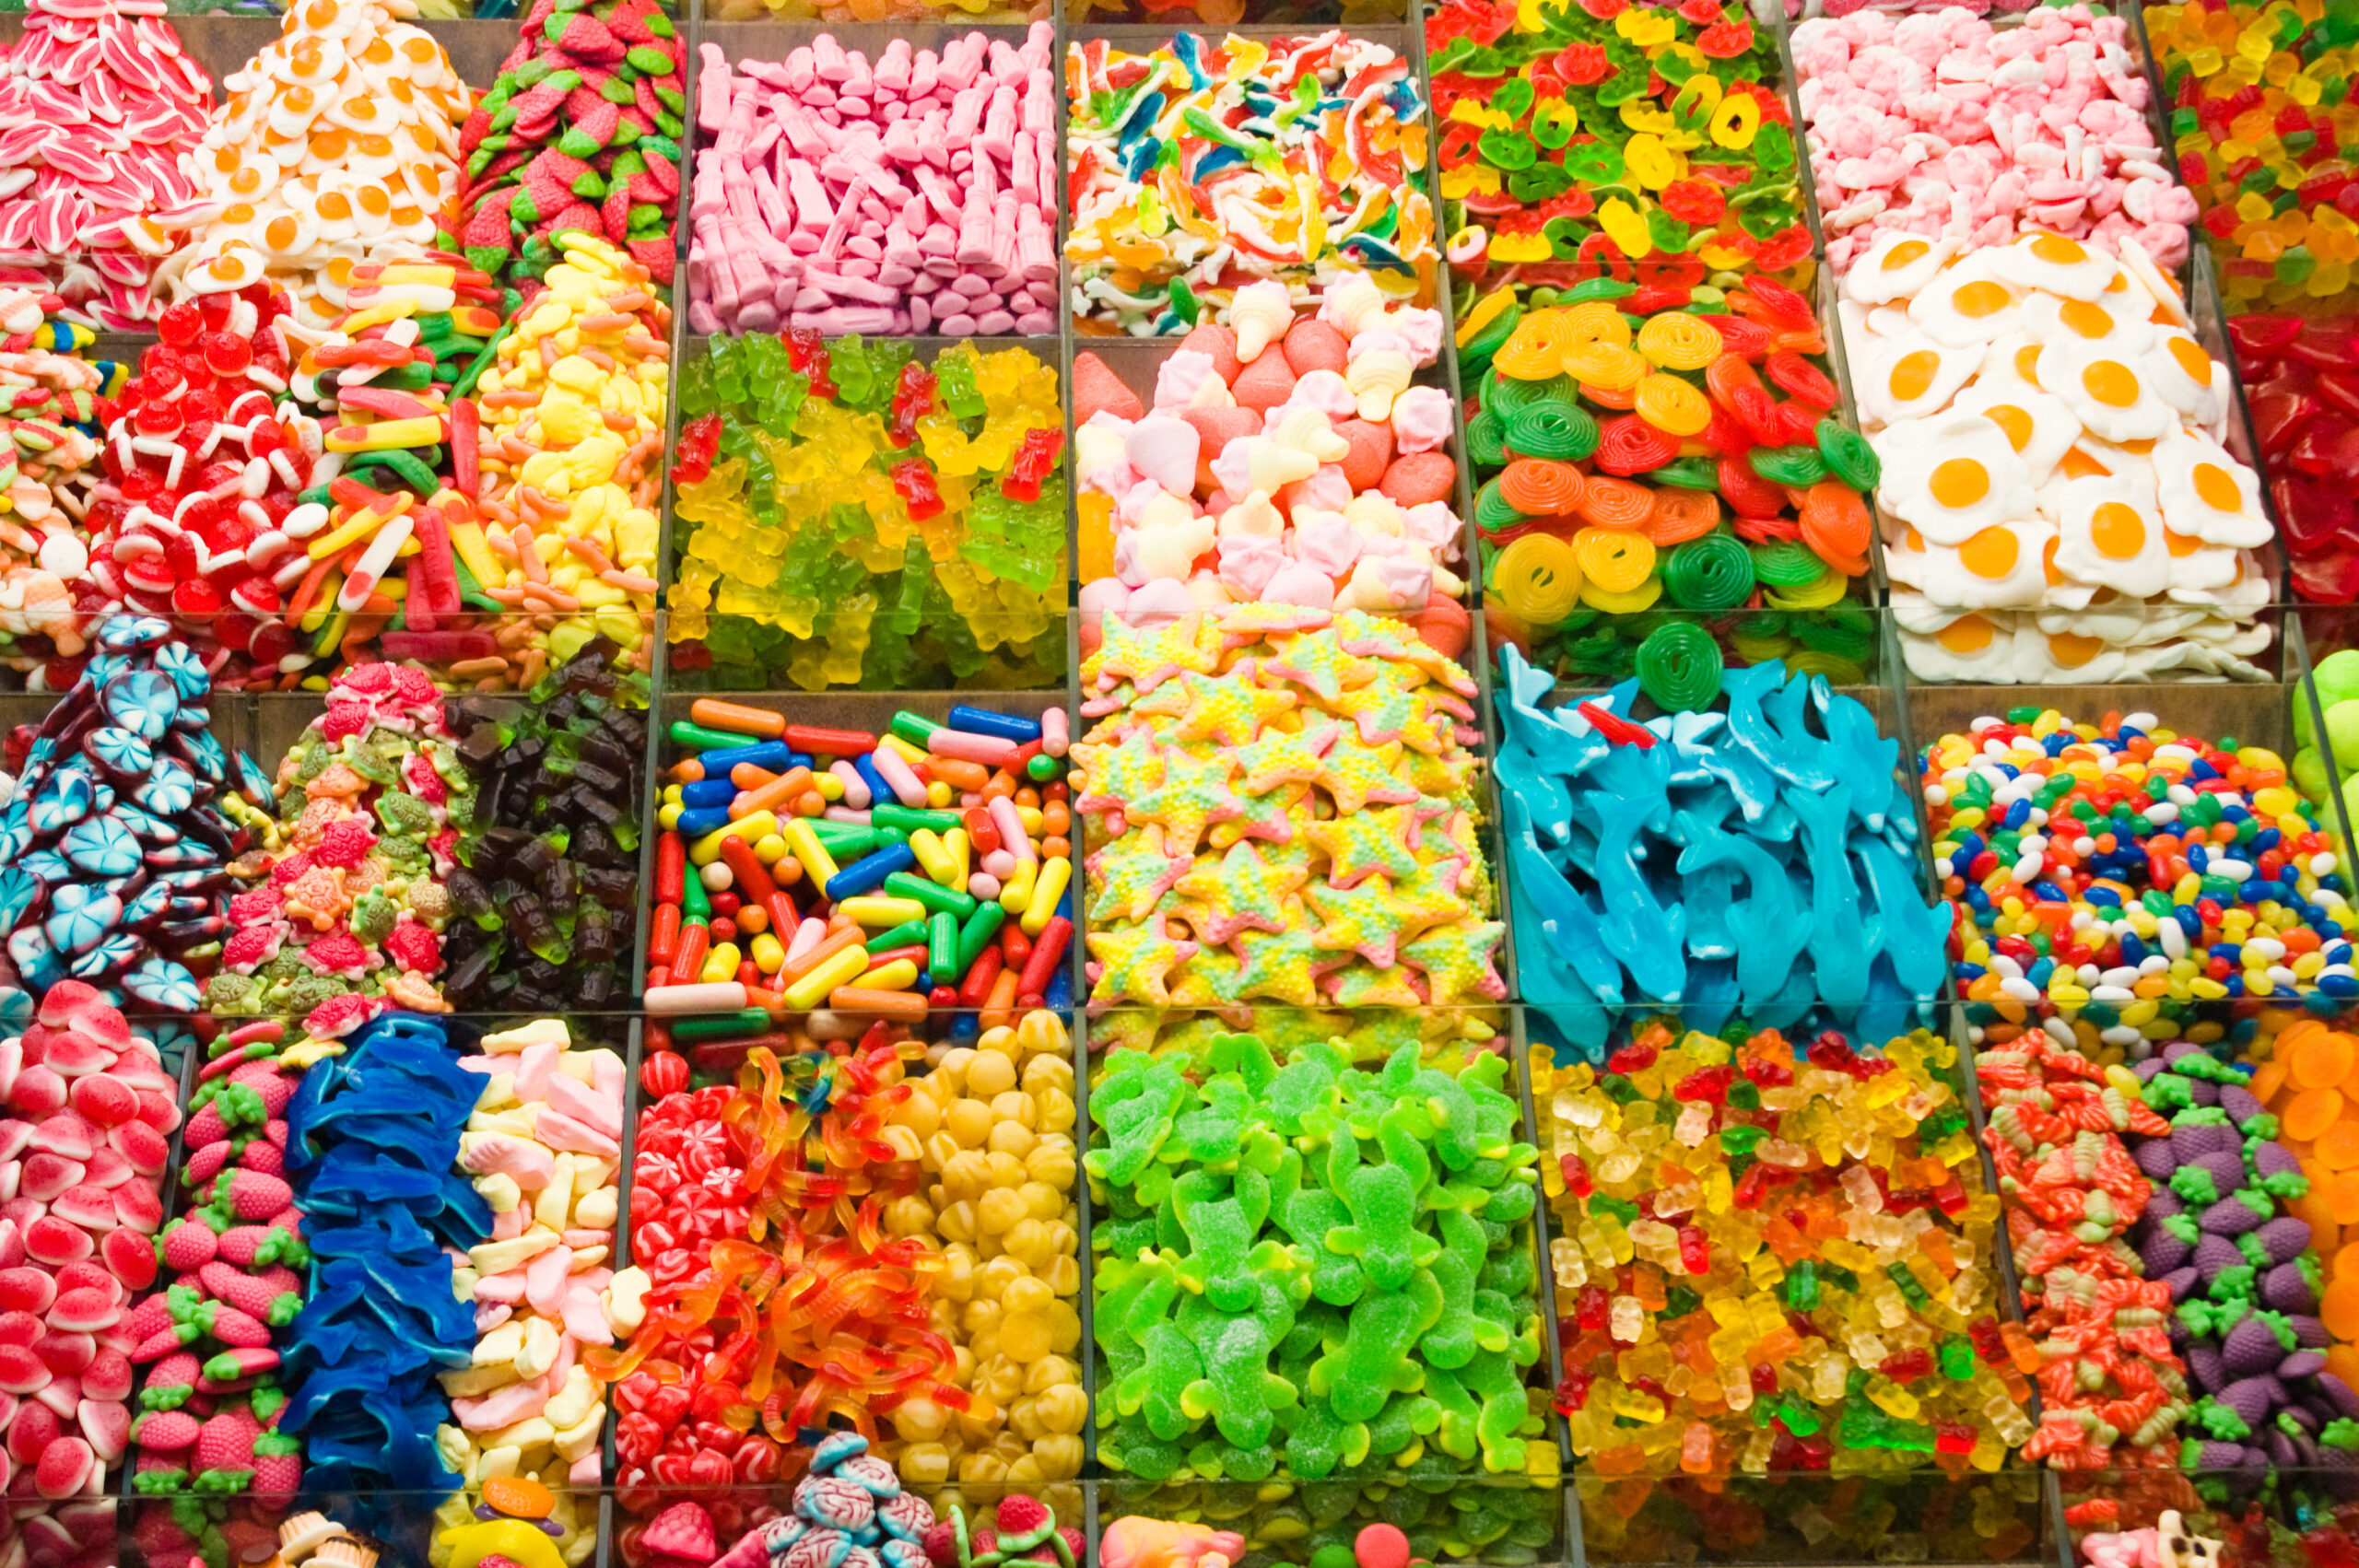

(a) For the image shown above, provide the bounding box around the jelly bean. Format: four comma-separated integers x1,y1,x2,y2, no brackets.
1843,232,2276,683
1496,647,1947,1059
1538,1020,2028,1481
1065,32,1438,336
211,661,467,1030
1088,1030,1551,1480
0,0,210,330
151,0,472,336
1074,607,1503,1016
1074,278,1467,620
689,29,1056,337
1799,6,2195,277
667,337,1064,689
441,649,647,1010
1922,709,2353,1053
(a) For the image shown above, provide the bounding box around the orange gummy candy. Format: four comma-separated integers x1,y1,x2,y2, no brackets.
2323,1277,2359,1341
2293,1028,2356,1090
2284,1087,2346,1142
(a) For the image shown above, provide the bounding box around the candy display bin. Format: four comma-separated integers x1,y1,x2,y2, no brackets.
663,336,1069,694
1092,1473,1568,1566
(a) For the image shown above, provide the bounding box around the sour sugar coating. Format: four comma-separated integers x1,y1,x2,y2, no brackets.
278,1012,488,1494
1064,31,1438,336
1541,1022,2029,1478
440,646,648,1012
1845,232,2274,685
1074,607,1504,1015
128,1018,312,1568
1921,709,2354,1053
0,613,243,1019
1494,646,1948,1059
428,1021,635,1568
0,0,210,332
2119,1041,2359,1483
211,661,471,1033
646,701,1074,1026
2224,313,2359,606
144,0,472,338
466,233,667,687
2148,0,2359,309
454,0,685,297
1795,5,2197,275
688,28,1058,337
1089,1032,1550,1480
666,336,1066,689
0,289,110,681
880,1010,1083,1518
0,984,181,1565
1424,0,1811,287
1073,277,1469,624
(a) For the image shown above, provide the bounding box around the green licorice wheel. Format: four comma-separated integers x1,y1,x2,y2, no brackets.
1792,606,1880,664
1467,405,1508,468
1749,443,1828,487
1751,537,1829,590
1474,476,1525,530
1504,402,1599,462
1488,370,1577,415
1651,457,1721,490
1661,532,1756,613
1814,418,1881,490
1635,620,1724,712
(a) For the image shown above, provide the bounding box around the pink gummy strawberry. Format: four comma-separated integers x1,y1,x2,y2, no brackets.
131,1410,198,1451
235,1141,282,1176
191,1407,257,1476
995,1498,1050,1539
921,1524,960,1568
382,922,440,976
122,1294,174,1347
227,1064,293,1117
180,1104,226,1152
210,1172,290,1223
250,1442,300,1504
197,1264,299,1327
140,1351,200,1399
182,1142,229,1188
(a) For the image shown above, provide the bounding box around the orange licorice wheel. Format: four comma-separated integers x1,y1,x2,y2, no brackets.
1645,488,1723,545
1498,458,1589,518
1578,474,1656,531
1796,479,1872,575
1582,380,1640,411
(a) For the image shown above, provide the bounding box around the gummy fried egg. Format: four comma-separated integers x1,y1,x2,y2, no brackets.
1989,231,2119,301
2150,426,2271,549
1874,413,2038,545
1949,383,2080,486
2052,474,2172,599
1905,254,2023,347
1897,603,2025,682
1848,230,1959,307
1855,333,1980,425
2036,339,2175,443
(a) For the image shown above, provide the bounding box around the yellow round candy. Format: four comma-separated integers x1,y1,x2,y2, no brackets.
1492,533,1584,625
1636,311,1724,371
1625,133,1679,190
1575,526,1657,593
1632,372,1713,437
1598,197,1653,259
1710,92,1760,149
1580,577,1663,613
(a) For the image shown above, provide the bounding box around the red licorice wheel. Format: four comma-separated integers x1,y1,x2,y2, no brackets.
1709,314,1771,358
1765,350,1837,409
1594,414,1680,474
1737,275,1815,327
1733,513,1802,544
1719,454,1790,516
1775,397,1823,444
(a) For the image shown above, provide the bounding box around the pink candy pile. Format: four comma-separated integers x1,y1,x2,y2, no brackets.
1794,4,2196,275
0,982,181,1562
687,26,1058,337
0,0,209,331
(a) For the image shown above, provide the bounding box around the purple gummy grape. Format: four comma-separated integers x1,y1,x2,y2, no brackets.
2138,1140,2181,1179
2190,1440,2247,1470
2148,1188,2185,1219
2266,1261,2320,1314
2176,1123,2244,1161
2201,1196,2268,1235
2134,1059,2170,1082
2165,1265,2203,1304
2294,1314,2334,1350
2187,1342,2227,1393
2283,1350,2330,1382
2271,1429,2304,1469
2255,1142,2306,1182
2165,1041,2207,1066
2259,1215,2315,1264
2224,1316,2288,1375
2194,1150,2248,1192
2142,1228,2193,1276
2219,1376,2277,1427
2222,1084,2266,1125
2318,1373,2359,1419
2196,1233,2248,1281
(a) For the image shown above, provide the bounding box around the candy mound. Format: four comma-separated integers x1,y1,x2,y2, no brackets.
149,0,472,338
211,661,469,1029
0,613,240,1017
0,0,211,331
0,287,108,682
1074,606,1504,1013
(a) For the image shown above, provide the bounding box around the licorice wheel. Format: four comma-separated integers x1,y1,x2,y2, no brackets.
1635,618,1724,712
1661,530,1755,611
1577,525,1657,592
1504,402,1600,462
1492,532,1585,624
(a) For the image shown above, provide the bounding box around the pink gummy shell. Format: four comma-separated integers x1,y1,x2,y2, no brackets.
1333,419,1393,492
1379,451,1456,508
1356,1525,1413,1568
1283,319,1349,377
1228,353,1297,413
1073,354,1144,425
1180,322,1242,384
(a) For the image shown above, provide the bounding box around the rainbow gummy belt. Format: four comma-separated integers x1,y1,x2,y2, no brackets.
1064,32,1438,336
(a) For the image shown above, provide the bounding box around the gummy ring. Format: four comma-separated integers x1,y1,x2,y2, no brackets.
1637,312,1724,370
1504,402,1600,462
1748,442,1827,488
1566,279,1637,305
1565,344,1649,391
1736,275,1815,329
1576,525,1656,592
1644,487,1722,545
1750,536,1829,590
1579,474,1656,530
1579,377,1639,411
1796,478,1872,574
1632,373,1713,437
1487,369,1570,414
1709,90,1760,149
1499,458,1589,518
1492,532,1586,625
1495,310,1571,380
1531,99,1580,149
1766,350,1838,409
1782,647,1867,683
1595,414,1680,475
1660,179,1727,225
1474,475,1527,531
1813,419,1881,490
1581,576,1663,614
1659,530,1755,611
1447,227,1490,266
1635,619,1724,711
1717,455,1789,518
1456,287,1520,351
1765,564,1853,611
1467,405,1508,467
1708,314,1771,358
1598,197,1655,259
1562,300,1634,350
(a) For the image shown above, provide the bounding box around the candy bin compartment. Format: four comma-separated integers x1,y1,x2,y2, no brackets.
1083,1004,1559,1506
1064,26,1438,339
1092,1473,1570,1566
612,1005,1086,1561
682,23,1059,340
1070,315,1474,638
663,335,1068,694
644,686,1082,1029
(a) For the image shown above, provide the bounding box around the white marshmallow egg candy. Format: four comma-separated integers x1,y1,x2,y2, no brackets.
2149,426,2271,549
1910,517,2057,609
1988,231,2120,301
1855,332,1981,426
2037,338,2176,443
1874,412,2039,544
1894,599,2025,682
1949,383,2081,486
1904,252,2025,348
2051,473,2173,598
1846,230,1959,307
